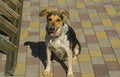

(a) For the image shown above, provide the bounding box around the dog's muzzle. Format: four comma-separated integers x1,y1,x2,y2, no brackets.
49,26,55,32
48,26,56,37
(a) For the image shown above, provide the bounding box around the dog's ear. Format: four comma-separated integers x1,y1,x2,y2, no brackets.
59,10,69,19
39,9,51,17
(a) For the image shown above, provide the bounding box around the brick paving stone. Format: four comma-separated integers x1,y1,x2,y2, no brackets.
114,49,120,59
84,28,95,35
101,18,113,27
26,65,39,77
18,45,28,53
14,63,26,75
110,39,120,49
93,64,109,77
109,71,120,77
78,54,91,62
90,16,101,24
101,47,114,54
74,72,81,77
96,31,107,39
53,65,66,77
79,14,90,20
0,60,6,72
93,25,105,32
81,21,92,28
89,50,102,57
81,48,89,54
106,61,120,71
88,43,100,50
91,57,105,64
99,12,109,19
17,53,26,63
98,38,111,47
105,29,118,37
78,8,88,14
79,62,94,73
85,35,98,43
73,61,81,72
1,0,120,77
26,57,39,65
82,73,95,77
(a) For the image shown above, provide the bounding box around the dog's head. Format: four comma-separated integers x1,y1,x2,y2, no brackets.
39,9,69,37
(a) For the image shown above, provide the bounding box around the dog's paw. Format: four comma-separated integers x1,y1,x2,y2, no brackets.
67,73,74,77
43,70,50,76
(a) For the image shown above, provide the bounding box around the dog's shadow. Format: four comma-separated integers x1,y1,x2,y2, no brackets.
24,41,68,73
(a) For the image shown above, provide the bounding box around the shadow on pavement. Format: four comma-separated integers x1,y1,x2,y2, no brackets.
24,41,68,73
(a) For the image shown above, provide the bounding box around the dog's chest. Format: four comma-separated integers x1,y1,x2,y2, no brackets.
48,35,69,60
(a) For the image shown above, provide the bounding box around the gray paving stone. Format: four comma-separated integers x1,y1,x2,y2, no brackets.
88,43,100,50
98,38,111,47
90,17,101,24
26,65,39,77
79,62,94,73
114,49,120,59
91,57,105,64
93,25,105,32
84,28,95,35
109,71,120,77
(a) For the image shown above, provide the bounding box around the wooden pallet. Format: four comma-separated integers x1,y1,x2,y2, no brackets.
0,0,23,76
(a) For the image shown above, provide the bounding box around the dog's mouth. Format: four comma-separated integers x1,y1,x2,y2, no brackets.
50,32,55,37
47,25,63,37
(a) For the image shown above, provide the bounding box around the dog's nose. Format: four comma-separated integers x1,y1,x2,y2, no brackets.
49,26,55,32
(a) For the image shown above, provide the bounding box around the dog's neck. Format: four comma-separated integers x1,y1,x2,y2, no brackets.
55,22,68,37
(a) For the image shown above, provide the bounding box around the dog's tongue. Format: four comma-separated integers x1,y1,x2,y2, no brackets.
50,32,55,37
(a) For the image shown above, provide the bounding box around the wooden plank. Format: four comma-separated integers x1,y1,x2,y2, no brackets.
0,0,20,19
0,9,13,21
0,24,13,36
0,35,17,54
0,16,19,34
10,0,22,8
0,34,17,76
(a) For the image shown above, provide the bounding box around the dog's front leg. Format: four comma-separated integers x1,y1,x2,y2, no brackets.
44,47,51,76
67,50,74,77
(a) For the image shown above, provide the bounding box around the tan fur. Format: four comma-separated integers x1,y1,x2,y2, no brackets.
47,15,63,28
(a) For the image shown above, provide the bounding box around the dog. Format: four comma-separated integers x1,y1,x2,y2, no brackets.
39,9,81,77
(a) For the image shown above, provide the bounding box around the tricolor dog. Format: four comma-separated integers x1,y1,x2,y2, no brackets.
39,9,81,77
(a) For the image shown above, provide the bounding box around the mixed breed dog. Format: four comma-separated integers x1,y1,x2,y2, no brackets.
39,9,81,77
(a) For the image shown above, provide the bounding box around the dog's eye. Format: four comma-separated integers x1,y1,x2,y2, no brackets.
48,18,52,21
56,19,61,22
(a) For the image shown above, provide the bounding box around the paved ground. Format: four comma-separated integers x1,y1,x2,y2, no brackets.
0,0,120,77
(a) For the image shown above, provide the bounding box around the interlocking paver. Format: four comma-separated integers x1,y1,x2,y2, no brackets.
93,64,109,77
109,71,120,77
80,61,94,73
110,39,120,48
1,0,120,77
91,56,105,64
81,73,95,77
98,38,111,47
14,64,26,75
96,31,107,39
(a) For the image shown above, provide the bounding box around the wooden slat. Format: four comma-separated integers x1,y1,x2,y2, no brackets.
0,23,12,36
10,0,22,8
0,9,13,21
0,16,19,34
0,0,20,19
0,35,17,54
